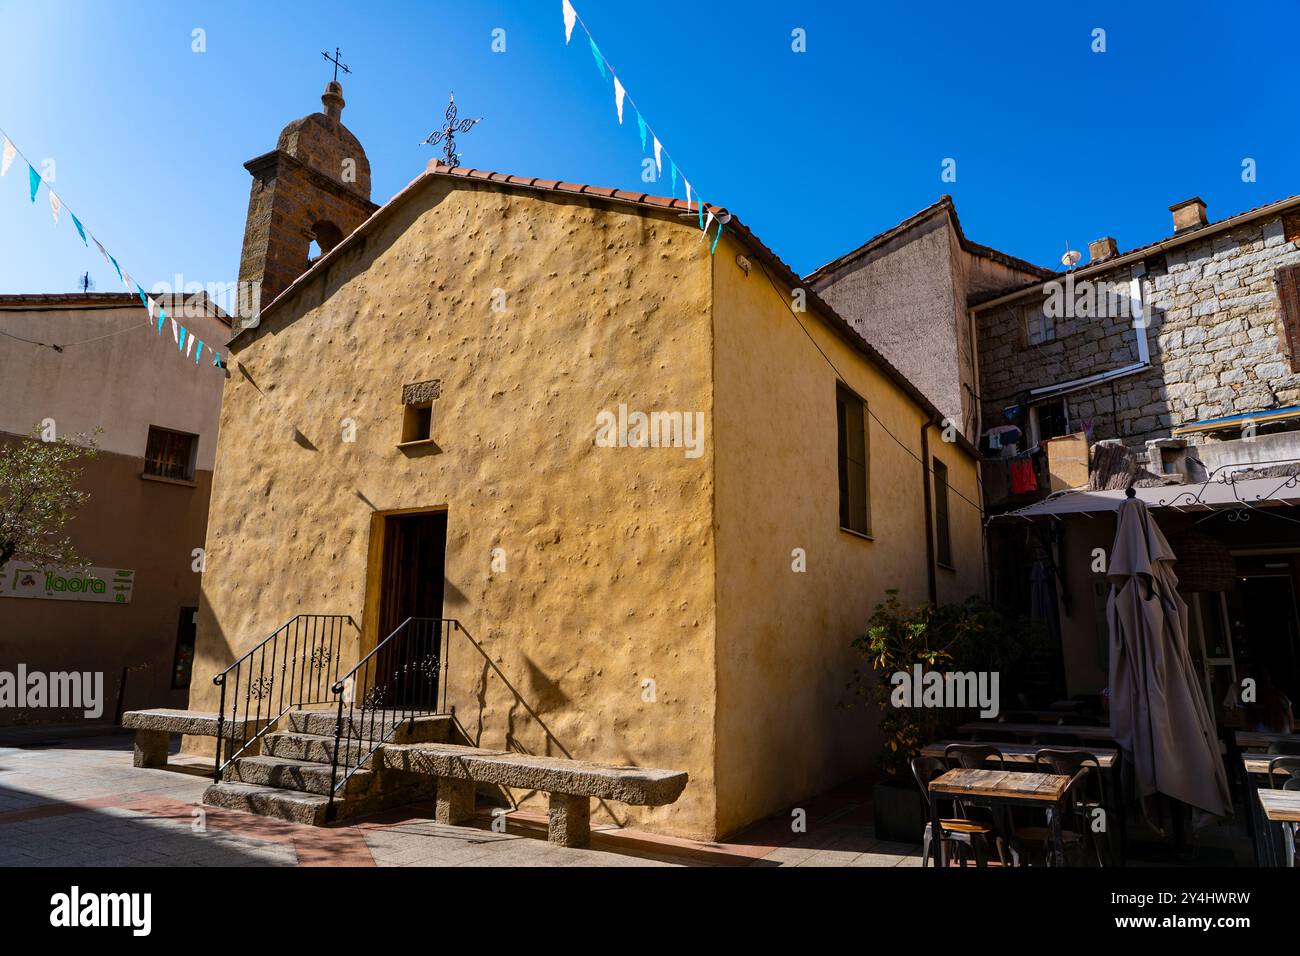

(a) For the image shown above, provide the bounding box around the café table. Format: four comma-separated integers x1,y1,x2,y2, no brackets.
926,768,1073,867
1256,790,1300,868
958,720,1117,743
923,740,1124,864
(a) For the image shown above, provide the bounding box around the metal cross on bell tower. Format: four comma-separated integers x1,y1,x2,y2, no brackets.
321,47,350,82
421,93,482,169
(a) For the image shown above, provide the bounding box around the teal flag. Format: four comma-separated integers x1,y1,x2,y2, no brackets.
698,201,704,230
109,255,122,281
636,112,647,151
71,214,87,245
711,224,724,255
213,351,222,368
156,307,166,334
178,327,187,351
195,341,204,364
589,38,606,78
670,162,677,195
27,164,39,202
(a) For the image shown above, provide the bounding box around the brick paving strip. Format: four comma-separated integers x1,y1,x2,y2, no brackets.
0,791,375,866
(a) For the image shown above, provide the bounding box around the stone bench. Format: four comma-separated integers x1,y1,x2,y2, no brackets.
122,709,267,769
378,742,688,848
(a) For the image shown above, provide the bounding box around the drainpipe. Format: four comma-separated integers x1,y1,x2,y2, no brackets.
920,422,937,605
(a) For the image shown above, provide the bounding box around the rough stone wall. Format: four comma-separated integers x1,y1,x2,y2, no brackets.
192,177,721,839
977,213,1300,452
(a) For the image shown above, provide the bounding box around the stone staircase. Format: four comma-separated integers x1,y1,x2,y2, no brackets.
202,709,453,825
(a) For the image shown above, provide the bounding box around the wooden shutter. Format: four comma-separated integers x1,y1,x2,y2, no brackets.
1276,264,1300,372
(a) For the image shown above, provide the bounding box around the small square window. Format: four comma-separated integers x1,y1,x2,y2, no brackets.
399,379,441,446
144,426,197,482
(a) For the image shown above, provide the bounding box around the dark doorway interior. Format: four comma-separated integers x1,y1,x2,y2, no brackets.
1231,573,1300,726
376,510,447,707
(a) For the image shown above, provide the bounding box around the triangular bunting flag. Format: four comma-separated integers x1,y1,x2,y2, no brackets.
48,191,60,225
562,0,577,44
185,331,195,358
213,351,222,368
703,208,715,239
685,179,692,210
652,137,662,175
121,271,132,291
589,38,606,78
27,164,40,202
137,284,152,315
179,327,187,352
93,237,111,266
613,77,626,123
195,341,204,364
109,255,122,281
636,112,647,151
1,138,15,176
171,317,179,343
157,307,166,334
711,223,724,255
72,214,87,245
698,200,705,230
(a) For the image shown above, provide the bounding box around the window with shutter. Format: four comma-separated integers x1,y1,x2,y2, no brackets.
1275,264,1300,372
836,383,871,536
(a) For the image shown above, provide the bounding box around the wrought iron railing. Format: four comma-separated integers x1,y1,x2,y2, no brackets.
212,614,356,783
325,617,456,820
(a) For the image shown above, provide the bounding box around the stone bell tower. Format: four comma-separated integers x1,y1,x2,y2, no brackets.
237,80,378,309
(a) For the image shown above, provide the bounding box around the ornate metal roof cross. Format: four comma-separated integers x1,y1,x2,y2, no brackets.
421,92,482,169
321,47,350,83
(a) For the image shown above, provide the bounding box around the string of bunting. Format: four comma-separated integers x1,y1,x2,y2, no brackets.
0,123,224,371
560,0,730,254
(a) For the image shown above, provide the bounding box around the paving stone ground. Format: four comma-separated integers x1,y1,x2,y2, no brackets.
0,733,922,867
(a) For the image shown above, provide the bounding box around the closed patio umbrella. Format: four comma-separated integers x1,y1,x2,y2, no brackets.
1107,491,1231,825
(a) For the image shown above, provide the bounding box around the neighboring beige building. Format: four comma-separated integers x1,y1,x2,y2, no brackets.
187,89,987,841
0,292,229,726
807,197,1052,441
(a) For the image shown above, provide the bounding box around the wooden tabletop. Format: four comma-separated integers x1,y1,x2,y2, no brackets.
923,740,1117,769
1235,730,1300,751
958,720,1115,742
1257,789,1300,823
1242,754,1300,776
928,768,1072,803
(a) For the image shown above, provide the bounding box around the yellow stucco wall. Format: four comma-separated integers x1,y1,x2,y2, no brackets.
191,177,720,838
709,231,984,836
191,173,986,841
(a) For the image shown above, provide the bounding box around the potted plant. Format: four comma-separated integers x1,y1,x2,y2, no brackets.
847,591,1042,844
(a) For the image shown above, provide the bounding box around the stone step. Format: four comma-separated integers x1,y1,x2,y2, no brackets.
284,709,452,744
202,781,332,826
225,754,373,797
262,731,368,765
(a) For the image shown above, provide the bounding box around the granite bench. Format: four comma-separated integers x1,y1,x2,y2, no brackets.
122,709,266,769
377,742,688,848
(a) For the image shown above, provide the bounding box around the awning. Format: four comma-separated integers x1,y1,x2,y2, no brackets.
990,474,1300,521
1171,405,1300,436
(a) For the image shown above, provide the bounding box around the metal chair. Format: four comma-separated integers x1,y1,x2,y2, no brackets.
911,755,1009,868
1033,749,1109,866
1267,756,1300,867
943,743,1005,770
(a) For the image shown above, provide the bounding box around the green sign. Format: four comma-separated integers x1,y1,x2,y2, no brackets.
0,564,134,604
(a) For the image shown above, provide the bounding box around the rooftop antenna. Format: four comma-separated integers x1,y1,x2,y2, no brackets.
1061,242,1081,270
77,271,95,293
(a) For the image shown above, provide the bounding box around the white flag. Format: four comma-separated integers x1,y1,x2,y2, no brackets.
703,208,715,237
93,238,111,265
185,332,196,358
0,137,14,176
171,318,179,344
652,137,662,175
562,0,577,44
684,179,692,209
122,270,132,291
613,77,625,124
49,191,60,225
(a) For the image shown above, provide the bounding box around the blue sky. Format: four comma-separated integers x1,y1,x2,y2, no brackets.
1,0,1297,299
